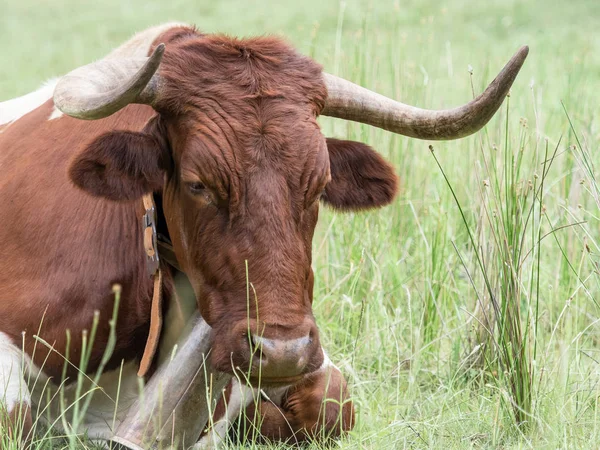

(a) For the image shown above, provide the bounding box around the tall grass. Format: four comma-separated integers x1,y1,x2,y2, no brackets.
429,103,550,427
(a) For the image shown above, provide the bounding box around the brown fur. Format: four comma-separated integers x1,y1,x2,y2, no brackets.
324,138,398,210
0,100,161,378
69,117,170,201
280,365,354,441
250,365,354,443
143,31,396,378
0,25,395,441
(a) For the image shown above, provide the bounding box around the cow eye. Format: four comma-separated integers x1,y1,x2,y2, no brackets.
188,182,206,195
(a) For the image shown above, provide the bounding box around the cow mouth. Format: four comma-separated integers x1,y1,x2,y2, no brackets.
228,366,310,388
245,374,306,388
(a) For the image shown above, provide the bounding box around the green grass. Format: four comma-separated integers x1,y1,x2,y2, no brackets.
3,0,600,448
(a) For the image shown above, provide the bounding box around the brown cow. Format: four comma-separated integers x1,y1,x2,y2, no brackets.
0,23,528,446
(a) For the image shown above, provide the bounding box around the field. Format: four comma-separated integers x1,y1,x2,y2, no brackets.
2,0,600,448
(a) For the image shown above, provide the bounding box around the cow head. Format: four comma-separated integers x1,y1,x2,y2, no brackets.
55,28,528,386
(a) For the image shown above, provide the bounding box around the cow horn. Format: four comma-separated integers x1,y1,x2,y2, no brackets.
321,46,529,140
53,44,165,120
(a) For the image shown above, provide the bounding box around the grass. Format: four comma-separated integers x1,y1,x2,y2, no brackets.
2,0,600,448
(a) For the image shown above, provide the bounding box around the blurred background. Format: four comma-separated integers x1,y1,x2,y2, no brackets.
2,0,599,101
2,0,600,448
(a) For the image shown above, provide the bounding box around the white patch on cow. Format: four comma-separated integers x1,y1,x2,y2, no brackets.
320,349,334,371
25,279,200,441
0,79,58,127
48,106,64,121
28,283,198,441
259,383,290,406
0,332,31,414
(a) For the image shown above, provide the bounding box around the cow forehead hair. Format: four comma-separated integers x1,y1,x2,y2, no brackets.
155,31,328,117
151,31,331,183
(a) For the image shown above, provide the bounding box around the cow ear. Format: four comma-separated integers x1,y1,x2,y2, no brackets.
323,138,398,211
69,117,168,201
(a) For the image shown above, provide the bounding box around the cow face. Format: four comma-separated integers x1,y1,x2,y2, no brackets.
68,34,398,386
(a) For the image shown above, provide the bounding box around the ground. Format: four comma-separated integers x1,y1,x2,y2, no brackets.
2,0,600,448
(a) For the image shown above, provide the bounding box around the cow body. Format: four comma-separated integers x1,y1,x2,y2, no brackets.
0,24,361,445
0,81,347,444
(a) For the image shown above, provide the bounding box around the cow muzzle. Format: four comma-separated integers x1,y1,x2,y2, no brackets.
211,316,324,386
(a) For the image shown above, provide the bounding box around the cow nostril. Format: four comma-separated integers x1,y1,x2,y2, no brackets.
249,334,271,361
247,334,259,353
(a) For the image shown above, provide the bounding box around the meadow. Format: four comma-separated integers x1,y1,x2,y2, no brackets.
2,0,600,448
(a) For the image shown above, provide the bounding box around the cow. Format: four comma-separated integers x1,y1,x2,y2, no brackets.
0,22,528,447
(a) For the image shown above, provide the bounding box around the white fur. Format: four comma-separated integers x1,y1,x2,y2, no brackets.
1,318,193,442
48,106,64,121
0,332,31,415
0,79,58,127
28,361,140,440
157,280,198,366
25,310,196,442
